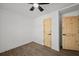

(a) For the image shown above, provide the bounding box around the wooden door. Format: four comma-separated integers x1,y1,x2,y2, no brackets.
62,16,79,51
43,17,52,48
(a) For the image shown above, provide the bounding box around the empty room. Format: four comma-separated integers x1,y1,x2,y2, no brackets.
0,3,79,56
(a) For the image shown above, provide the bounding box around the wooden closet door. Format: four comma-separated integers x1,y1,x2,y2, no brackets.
43,17,52,48
62,16,79,51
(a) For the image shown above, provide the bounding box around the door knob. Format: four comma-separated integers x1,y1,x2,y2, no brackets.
48,33,51,35
62,34,66,36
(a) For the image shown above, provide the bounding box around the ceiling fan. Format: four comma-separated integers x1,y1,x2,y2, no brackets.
29,3,50,12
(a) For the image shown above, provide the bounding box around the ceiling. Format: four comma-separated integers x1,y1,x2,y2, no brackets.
0,3,75,19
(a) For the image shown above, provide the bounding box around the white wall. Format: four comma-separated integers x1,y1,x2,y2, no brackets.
0,9,33,53
33,11,60,51
63,10,79,16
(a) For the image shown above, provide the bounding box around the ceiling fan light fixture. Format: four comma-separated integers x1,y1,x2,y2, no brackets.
33,3,39,8
29,3,50,12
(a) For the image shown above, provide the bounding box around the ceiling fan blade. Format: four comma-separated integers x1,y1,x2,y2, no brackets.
30,6,34,11
28,3,50,5
38,6,44,12
38,3,50,5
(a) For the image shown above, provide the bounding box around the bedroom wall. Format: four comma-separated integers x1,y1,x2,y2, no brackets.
0,9,33,53
63,10,79,16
